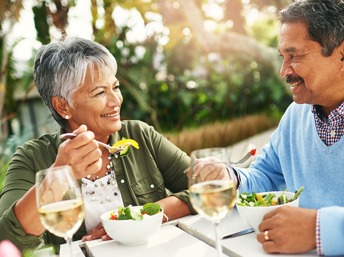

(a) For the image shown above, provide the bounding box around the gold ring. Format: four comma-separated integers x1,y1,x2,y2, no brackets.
264,230,270,241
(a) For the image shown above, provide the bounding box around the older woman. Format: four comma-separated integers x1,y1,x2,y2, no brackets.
0,37,196,253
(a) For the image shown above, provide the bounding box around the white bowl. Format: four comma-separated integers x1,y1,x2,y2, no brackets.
236,191,299,234
101,206,163,245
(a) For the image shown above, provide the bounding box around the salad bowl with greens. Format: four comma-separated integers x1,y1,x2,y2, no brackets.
236,187,304,234
101,203,164,245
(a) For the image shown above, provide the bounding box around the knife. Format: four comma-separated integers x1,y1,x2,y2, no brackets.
222,228,254,239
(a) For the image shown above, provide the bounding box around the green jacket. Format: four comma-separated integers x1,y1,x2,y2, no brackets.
0,120,194,253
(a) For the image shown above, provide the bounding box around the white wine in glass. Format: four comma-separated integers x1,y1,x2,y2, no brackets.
36,165,84,257
189,148,237,257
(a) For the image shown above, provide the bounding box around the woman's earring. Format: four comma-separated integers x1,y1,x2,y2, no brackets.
65,115,70,119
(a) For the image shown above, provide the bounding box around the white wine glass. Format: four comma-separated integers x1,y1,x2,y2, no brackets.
36,165,84,257
189,147,237,257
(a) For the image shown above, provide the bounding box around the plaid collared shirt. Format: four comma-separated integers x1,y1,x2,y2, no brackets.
312,102,344,146
312,102,344,255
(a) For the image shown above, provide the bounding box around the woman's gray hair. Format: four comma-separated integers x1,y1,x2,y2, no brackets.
280,0,344,57
34,37,117,128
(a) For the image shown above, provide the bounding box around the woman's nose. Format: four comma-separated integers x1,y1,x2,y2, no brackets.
108,91,122,106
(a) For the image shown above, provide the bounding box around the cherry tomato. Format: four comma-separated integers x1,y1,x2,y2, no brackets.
110,213,118,220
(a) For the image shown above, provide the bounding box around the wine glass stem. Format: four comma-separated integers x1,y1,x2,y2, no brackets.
214,221,222,257
65,235,74,257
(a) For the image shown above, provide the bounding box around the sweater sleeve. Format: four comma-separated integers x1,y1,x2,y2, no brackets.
319,206,344,256
235,127,286,193
235,104,297,194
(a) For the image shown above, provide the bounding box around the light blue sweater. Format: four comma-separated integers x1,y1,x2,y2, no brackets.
237,102,344,256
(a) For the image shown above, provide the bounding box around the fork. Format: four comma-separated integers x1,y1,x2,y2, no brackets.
230,144,256,165
59,133,128,155
184,144,256,173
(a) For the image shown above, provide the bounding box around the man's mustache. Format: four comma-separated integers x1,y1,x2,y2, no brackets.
286,75,304,84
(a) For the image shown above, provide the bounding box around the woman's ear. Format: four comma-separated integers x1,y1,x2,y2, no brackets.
52,96,72,119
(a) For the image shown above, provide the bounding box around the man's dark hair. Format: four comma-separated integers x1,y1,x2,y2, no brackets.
280,0,344,57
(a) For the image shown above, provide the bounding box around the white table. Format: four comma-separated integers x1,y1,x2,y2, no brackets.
60,207,318,257
60,224,223,257
177,208,317,257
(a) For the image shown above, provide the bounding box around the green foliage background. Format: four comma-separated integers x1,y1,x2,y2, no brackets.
0,1,293,191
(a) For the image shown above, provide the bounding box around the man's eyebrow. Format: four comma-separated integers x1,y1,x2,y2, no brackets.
279,47,300,54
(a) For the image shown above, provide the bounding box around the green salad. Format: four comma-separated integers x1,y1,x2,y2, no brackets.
108,203,161,220
237,186,304,207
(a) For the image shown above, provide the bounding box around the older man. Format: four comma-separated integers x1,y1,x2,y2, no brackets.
232,0,344,255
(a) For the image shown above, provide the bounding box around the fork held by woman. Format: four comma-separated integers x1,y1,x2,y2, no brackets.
60,133,127,155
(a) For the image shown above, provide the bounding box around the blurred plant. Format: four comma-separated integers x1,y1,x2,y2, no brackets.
0,161,7,193
0,131,32,192
165,113,278,155
0,0,293,150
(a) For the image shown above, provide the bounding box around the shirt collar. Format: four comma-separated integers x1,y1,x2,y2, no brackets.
311,102,344,121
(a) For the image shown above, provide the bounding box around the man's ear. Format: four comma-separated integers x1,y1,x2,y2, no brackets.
52,96,71,119
339,41,344,71
339,52,344,72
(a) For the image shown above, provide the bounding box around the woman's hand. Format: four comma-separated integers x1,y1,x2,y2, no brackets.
257,206,317,254
54,124,102,179
82,222,111,241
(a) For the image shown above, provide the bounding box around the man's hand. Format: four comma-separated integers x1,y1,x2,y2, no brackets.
257,206,317,254
186,157,231,181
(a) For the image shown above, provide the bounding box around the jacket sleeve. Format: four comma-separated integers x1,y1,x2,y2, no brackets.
0,145,42,252
127,121,197,214
0,202,42,251
147,123,197,214
0,134,58,252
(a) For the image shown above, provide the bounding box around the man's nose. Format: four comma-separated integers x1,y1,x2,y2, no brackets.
279,61,293,78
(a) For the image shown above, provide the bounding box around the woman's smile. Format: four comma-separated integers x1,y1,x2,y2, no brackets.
101,112,120,119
